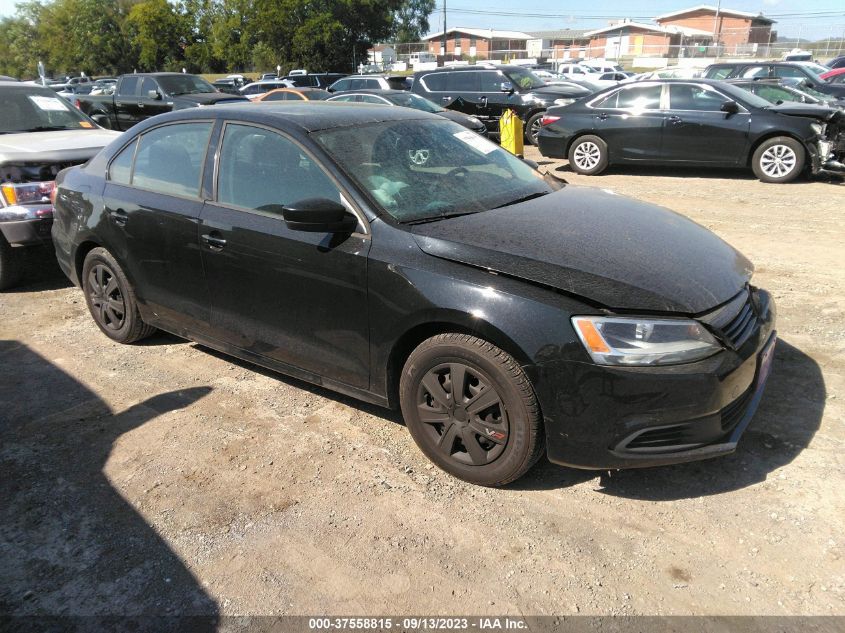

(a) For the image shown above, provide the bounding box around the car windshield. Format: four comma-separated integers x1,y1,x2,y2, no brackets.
158,75,216,95
504,67,547,90
387,92,443,113
313,119,558,223
801,62,830,76
0,87,97,133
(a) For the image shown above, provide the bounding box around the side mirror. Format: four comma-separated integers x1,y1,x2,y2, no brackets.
720,100,739,114
500,81,514,93
521,158,539,170
281,198,358,233
148,89,162,100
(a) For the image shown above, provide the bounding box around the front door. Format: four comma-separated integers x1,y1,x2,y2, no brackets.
134,77,171,124
662,84,750,164
199,123,371,388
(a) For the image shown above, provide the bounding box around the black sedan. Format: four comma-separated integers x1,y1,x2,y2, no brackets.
538,79,845,183
327,89,488,135
53,103,776,486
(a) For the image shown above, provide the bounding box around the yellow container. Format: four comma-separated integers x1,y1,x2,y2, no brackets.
499,109,524,157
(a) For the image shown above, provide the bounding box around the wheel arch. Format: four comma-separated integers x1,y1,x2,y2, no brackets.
384,313,533,409
73,239,104,286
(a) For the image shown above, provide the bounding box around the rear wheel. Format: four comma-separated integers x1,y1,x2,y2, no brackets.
81,248,156,343
567,134,609,175
399,333,544,487
0,236,24,291
524,112,545,146
752,136,805,183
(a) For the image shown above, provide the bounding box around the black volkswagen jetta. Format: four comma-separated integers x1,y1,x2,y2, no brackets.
52,103,776,486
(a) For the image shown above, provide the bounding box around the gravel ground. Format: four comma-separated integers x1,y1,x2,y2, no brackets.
1,150,843,619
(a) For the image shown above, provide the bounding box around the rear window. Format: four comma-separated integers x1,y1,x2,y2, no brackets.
704,66,733,79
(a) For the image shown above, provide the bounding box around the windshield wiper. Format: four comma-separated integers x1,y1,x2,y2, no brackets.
20,126,73,132
404,210,482,225
493,191,550,209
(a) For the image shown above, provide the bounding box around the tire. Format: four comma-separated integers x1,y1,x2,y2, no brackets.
399,333,544,487
524,112,545,146
0,235,24,291
752,136,805,183
81,247,156,343
567,134,609,175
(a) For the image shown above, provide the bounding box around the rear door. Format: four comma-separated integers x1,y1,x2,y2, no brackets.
444,71,480,117
592,84,665,161
662,83,750,164
198,122,371,388
114,76,141,129
101,121,214,333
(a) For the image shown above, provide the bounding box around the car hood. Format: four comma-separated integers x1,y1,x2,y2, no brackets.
408,186,753,314
435,109,485,130
172,92,249,105
0,129,122,163
768,102,843,122
531,84,592,99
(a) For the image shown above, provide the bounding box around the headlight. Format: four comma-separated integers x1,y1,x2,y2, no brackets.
554,98,574,106
572,316,721,366
1,181,55,206
809,122,825,136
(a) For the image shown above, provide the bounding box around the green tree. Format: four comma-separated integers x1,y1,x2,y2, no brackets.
393,0,435,43
125,0,189,71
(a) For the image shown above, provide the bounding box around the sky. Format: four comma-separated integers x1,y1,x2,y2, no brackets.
0,0,842,40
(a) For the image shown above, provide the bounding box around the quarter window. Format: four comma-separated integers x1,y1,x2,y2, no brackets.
217,124,342,211
421,73,446,91
740,66,769,78
131,122,212,197
109,139,137,185
446,71,479,92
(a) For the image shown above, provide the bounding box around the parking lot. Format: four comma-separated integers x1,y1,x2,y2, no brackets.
1,151,843,617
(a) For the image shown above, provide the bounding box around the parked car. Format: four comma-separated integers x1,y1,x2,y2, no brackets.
821,67,845,83
76,73,247,131
626,67,705,81
254,87,331,102
52,103,777,485
727,78,845,110
412,64,592,144
590,71,634,88
240,79,296,100
823,57,845,71
212,78,244,94
0,80,120,289
260,73,278,80
537,79,845,183
326,89,487,135
89,78,117,96
0,75,17,81
532,69,602,92
329,75,412,92
703,61,845,98
281,72,347,89
580,62,624,74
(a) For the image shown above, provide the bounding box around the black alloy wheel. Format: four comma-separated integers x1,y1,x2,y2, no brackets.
87,263,126,332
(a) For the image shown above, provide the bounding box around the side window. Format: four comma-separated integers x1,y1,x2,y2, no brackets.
446,71,479,92
366,79,381,89
669,85,725,111
119,76,139,96
594,90,620,108
332,79,350,91
360,95,387,104
774,66,806,79
140,77,158,97
217,124,342,211
109,139,137,185
421,73,446,91
705,66,732,79
478,71,505,92
616,85,662,110
330,95,356,102
740,66,768,78
264,91,288,101
132,122,212,197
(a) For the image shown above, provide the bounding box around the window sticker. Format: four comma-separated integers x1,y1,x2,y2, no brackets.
79,121,94,128
453,129,497,154
28,95,71,112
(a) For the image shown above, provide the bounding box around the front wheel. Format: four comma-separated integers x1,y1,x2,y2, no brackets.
81,248,156,343
567,135,609,175
399,333,544,487
752,136,805,183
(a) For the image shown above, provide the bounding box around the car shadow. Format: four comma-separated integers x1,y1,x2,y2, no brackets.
518,340,824,499
4,249,73,294
0,340,218,627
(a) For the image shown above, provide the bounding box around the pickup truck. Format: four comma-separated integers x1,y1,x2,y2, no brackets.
1,80,120,289
75,72,247,131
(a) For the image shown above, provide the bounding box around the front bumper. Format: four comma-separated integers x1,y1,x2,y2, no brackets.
532,288,776,470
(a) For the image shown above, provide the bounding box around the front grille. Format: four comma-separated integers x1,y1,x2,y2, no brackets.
720,386,754,433
700,288,760,351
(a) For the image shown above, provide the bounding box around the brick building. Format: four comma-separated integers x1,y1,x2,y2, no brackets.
655,5,775,51
423,28,532,60
584,21,713,59
526,29,592,61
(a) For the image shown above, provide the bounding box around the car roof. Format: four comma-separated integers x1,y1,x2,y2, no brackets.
148,101,439,133
330,89,408,96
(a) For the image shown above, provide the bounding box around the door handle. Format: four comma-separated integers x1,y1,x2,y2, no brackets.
201,233,227,250
596,112,608,121
441,96,451,104
137,102,144,108
478,96,488,104
108,208,127,226
668,115,683,125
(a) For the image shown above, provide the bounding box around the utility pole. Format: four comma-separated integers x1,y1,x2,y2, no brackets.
711,0,722,55
442,0,447,61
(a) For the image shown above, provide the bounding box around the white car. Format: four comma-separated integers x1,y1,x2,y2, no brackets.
240,79,295,100
589,71,635,88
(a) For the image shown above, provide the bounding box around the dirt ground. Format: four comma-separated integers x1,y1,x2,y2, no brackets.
1,150,843,621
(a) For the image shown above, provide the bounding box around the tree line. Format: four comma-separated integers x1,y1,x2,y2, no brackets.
0,0,436,79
